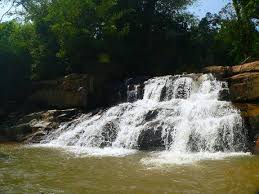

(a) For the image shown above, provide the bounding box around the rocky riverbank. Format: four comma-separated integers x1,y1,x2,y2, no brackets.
0,109,81,142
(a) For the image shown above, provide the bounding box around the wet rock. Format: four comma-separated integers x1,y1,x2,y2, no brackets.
125,76,150,86
218,82,230,101
137,122,165,150
24,131,48,144
144,110,159,122
234,103,259,153
100,122,118,147
254,134,259,155
125,76,148,102
0,109,81,143
219,88,230,101
127,84,144,102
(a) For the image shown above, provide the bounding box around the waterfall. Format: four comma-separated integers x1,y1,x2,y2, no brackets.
39,74,247,160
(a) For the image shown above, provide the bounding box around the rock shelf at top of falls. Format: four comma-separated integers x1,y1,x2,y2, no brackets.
24,73,247,158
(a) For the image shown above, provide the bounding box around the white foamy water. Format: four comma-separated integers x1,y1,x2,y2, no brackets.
141,151,251,166
32,144,136,157
37,74,248,163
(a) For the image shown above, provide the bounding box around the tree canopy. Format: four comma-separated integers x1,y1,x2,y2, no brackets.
0,0,258,106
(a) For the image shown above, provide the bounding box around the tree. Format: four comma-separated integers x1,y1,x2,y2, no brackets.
8,0,198,77
231,0,259,61
0,21,32,106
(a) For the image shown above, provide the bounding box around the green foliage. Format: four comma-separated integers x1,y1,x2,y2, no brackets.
13,0,198,77
0,21,32,105
0,0,258,107
216,1,259,64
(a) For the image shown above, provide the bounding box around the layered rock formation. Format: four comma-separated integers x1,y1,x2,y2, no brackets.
27,74,128,111
203,61,259,102
0,109,80,142
29,74,93,109
203,61,259,153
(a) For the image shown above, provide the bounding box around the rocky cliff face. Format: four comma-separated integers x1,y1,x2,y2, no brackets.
204,61,259,154
27,74,129,111
29,74,93,109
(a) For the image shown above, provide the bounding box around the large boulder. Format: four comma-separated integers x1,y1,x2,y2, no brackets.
228,72,259,102
137,127,164,150
137,119,165,150
231,61,259,74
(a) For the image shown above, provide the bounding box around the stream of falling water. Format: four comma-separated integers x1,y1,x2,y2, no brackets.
37,74,248,165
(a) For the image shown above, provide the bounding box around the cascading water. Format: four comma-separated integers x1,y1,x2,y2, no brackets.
39,73,248,162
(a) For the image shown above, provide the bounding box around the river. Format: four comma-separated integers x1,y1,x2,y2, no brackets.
1,144,259,194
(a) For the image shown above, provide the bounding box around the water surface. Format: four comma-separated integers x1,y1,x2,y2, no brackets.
1,144,259,194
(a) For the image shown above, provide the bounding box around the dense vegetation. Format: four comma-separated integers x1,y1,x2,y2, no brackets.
0,0,258,108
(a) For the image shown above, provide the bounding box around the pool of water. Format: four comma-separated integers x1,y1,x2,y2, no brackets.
1,144,259,194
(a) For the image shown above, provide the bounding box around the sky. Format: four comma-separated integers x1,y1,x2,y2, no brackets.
189,0,231,18
0,0,231,21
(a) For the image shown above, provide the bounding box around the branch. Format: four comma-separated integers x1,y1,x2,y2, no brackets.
0,0,16,22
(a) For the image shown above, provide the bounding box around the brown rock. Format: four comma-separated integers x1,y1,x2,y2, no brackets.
203,60,259,78
203,61,259,102
231,61,259,74
234,103,259,153
29,74,94,109
228,72,259,102
255,135,259,155
0,109,81,143
203,66,232,77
